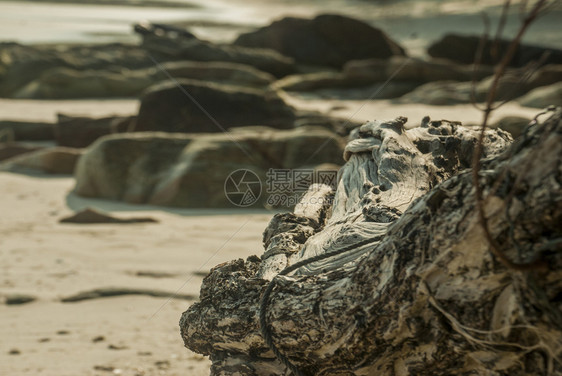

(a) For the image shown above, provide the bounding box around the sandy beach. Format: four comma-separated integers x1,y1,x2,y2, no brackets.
0,172,272,375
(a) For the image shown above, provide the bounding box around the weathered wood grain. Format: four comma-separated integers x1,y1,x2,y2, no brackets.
180,110,561,375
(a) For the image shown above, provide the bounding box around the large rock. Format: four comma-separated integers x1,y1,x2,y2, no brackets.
234,14,405,68
397,80,473,105
0,120,55,141
0,42,152,97
0,39,293,98
135,22,296,78
134,79,296,133
13,61,276,99
489,116,531,138
273,57,492,96
154,61,275,88
55,114,134,148
474,64,562,102
13,67,153,99
517,81,562,108
343,56,493,83
399,63,562,105
74,127,345,208
428,33,562,67
0,147,83,174
0,143,44,162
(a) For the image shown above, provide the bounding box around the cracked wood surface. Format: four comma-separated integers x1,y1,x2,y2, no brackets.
180,110,561,375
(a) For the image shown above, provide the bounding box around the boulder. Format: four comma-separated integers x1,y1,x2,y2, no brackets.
0,120,55,141
474,64,562,102
154,61,275,88
13,67,153,99
490,116,531,138
74,127,345,208
400,64,562,104
273,57,493,96
517,81,562,108
0,147,83,174
343,56,493,83
397,80,473,105
234,14,405,68
55,114,134,148
0,42,152,97
0,42,66,97
272,72,359,92
0,39,293,98
0,143,44,162
428,33,562,67
13,61,276,99
134,79,296,133
135,22,296,78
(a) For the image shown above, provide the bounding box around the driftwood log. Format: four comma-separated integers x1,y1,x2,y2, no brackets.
180,110,562,375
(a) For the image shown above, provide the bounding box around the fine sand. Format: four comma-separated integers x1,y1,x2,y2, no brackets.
0,97,544,127
0,173,273,375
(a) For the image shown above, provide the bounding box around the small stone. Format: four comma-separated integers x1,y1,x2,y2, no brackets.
154,360,170,369
9,348,20,355
56,330,70,335
92,336,105,343
108,344,128,350
93,365,115,372
5,294,36,305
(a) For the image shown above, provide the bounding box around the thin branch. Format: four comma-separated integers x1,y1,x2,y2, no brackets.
470,12,491,111
491,0,512,63
472,0,550,272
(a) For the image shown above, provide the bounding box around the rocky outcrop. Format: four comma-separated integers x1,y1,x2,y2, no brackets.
12,67,153,99
517,81,562,108
272,57,493,96
12,61,276,99
397,80,474,105
179,110,562,375
134,79,296,133
428,33,562,67
490,116,531,138
398,63,562,105
55,114,134,148
0,42,152,97
234,14,405,68
135,22,296,78
0,120,55,141
74,127,345,208
0,34,293,99
0,143,44,162
0,147,83,174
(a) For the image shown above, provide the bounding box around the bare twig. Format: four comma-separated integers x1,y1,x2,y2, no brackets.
472,0,551,272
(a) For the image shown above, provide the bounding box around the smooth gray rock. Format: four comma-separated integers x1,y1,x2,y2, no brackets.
74,127,345,208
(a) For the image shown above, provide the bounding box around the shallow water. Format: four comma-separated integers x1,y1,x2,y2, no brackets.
1,0,560,54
